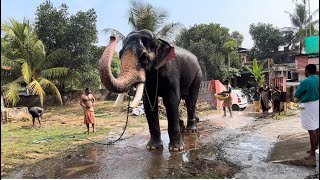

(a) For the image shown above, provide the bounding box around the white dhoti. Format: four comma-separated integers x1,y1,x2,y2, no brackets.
300,100,319,130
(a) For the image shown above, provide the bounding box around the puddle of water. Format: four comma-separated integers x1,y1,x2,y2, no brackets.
3,121,234,179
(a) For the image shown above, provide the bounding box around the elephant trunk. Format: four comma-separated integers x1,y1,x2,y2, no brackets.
99,36,145,93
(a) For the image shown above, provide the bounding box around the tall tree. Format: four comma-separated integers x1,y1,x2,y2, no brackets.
1,18,73,106
284,3,319,53
222,39,241,80
249,23,286,59
103,0,182,41
175,23,241,81
230,31,244,47
35,0,99,90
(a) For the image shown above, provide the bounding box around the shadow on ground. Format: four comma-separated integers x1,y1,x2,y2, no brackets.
269,132,316,167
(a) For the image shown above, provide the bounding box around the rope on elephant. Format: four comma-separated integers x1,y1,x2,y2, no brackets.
32,96,131,145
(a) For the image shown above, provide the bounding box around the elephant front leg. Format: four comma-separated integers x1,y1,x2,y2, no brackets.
163,98,184,151
185,98,198,132
185,81,201,132
144,98,162,150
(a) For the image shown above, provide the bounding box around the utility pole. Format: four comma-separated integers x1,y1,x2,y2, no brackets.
228,53,230,82
308,0,311,36
268,59,270,86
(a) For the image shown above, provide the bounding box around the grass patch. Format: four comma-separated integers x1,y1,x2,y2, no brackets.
0,100,142,176
1,116,110,175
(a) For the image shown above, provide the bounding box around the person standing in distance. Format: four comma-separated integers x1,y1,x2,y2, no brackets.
80,88,96,134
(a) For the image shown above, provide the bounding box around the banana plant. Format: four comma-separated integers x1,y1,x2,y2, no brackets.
244,59,268,86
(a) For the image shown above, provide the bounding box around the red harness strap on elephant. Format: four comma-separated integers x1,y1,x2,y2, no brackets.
155,47,176,70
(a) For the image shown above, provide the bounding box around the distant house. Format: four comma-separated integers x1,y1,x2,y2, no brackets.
238,47,249,66
294,53,319,81
293,36,319,81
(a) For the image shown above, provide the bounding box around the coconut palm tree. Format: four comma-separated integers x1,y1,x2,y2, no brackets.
103,0,183,42
283,3,319,53
1,18,74,107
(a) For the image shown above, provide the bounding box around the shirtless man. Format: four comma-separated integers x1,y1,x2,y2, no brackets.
80,88,96,134
29,106,44,128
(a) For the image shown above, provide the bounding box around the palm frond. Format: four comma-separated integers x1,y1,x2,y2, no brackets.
2,77,24,106
27,79,46,107
59,69,81,88
37,49,69,70
1,55,21,69
156,22,184,40
285,11,303,28
31,39,46,56
39,78,63,105
306,9,319,23
39,67,70,79
21,62,32,83
102,28,125,41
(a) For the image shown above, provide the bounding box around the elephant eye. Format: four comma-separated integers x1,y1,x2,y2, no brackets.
119,49,124,59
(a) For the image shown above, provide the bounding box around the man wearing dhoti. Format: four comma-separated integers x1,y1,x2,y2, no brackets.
80,88,96,134
294,64,319,160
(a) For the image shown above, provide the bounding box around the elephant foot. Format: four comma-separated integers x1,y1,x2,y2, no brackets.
146,138,163,150
169,146,184,152
185,118,197,132
169,140,184,152
179,119,185,132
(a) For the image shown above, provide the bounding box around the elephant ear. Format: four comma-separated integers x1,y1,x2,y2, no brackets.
155,39,176,70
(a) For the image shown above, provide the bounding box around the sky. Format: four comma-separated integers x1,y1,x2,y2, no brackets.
1,0,319,48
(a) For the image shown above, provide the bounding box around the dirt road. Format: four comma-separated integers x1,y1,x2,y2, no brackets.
3,111,318,178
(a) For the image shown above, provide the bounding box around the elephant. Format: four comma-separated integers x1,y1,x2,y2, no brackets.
99,29,202,151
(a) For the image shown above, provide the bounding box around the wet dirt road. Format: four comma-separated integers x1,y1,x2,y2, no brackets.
3,111,317,179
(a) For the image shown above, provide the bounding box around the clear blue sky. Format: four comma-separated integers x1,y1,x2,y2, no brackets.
1,0,319,48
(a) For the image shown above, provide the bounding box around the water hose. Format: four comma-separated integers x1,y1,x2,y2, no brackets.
32,97,131,145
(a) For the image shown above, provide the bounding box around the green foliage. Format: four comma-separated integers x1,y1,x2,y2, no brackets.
104,0,183,41
175,23,242,81
249,23,286,54
112,52,121,78
230,31,244,46
244,59,268,86
284,3,319,53
223,39,238,53
35,0,99,90
1,18,72,106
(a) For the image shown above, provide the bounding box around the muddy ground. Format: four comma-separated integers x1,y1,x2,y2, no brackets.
2,106,319,179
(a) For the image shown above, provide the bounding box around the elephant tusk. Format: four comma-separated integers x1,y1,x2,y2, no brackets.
113,93,126,107
129,83,144,108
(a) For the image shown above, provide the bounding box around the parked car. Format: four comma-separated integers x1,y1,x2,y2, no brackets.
230,89,248,111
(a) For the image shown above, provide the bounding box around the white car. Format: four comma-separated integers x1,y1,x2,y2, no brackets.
230,89,248,111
